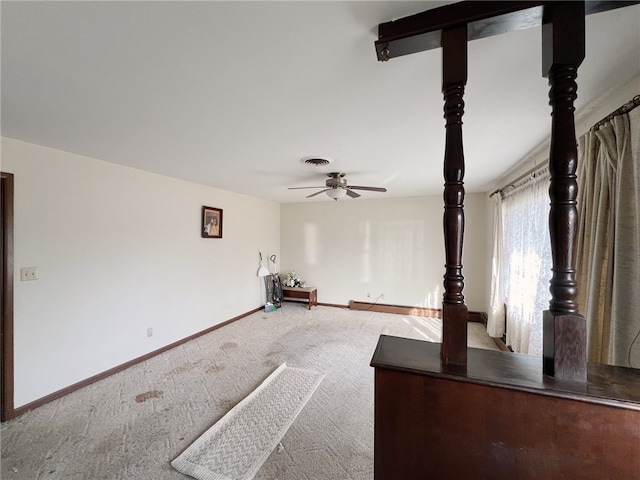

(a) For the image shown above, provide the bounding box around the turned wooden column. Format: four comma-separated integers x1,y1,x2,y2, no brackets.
541,1,587,381
441,26,468,367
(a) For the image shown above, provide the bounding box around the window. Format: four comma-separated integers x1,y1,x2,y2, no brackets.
495,168,551,356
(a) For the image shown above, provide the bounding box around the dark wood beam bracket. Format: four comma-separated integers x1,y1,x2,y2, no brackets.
375,1,639,62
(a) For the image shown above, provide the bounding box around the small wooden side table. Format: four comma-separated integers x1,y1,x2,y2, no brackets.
282,286,318,310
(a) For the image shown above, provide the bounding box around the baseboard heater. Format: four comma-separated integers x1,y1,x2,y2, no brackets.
348,300,487,323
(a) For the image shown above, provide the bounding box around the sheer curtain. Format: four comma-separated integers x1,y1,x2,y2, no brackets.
487,194,505,339
576,107,640,367
497,169,551,355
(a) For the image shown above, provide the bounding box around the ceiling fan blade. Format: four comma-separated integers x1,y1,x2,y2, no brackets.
346,188,361,198
347,185,387,192
288,186,325,190
306,189,330,198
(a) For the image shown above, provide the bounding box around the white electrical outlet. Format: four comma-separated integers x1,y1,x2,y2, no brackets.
20,267,39,281
147,328,153,337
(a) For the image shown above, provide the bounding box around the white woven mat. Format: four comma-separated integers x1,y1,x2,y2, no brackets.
171,363,324,480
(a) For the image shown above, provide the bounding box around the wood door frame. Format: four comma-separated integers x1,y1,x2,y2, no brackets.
1,172,15,421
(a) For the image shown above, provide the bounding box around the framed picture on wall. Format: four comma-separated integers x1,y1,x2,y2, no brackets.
202,206,223,239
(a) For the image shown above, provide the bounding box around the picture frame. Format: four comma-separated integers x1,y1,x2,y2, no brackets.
202,206,223,239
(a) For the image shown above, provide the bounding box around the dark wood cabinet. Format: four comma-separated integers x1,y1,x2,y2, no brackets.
371,335,640,479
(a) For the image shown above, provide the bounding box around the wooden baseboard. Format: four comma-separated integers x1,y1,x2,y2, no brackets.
318,302,350,309
282,298,349,308
10,303,489,418
11,307,262,419
349,300,487,323
494,336,513,352
350,301,440,317
469,311,488,325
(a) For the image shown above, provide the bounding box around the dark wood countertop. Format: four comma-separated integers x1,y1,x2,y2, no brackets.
371,334,640,411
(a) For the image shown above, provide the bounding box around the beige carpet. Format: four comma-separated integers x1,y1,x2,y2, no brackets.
1,305,499,479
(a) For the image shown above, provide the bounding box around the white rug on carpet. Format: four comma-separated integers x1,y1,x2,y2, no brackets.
171,363,324,480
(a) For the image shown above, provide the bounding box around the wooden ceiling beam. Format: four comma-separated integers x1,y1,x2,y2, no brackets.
375,0,639,61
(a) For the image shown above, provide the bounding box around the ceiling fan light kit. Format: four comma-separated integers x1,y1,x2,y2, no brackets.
288,172,387,201
326,188,347,200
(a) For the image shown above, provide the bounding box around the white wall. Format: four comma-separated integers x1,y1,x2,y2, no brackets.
2,138,280,407
280,194,490,313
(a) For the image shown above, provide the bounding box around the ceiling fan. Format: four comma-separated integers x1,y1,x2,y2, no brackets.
288,172,387,200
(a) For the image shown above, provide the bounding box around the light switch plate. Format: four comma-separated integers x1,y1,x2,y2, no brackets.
20,267,39,281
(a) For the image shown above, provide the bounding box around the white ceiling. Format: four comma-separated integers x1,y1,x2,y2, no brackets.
2,1,639,203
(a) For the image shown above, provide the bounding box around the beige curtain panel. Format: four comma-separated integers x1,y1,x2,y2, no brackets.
576,106,640,367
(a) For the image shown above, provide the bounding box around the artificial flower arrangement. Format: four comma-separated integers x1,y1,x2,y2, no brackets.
282,270,301,287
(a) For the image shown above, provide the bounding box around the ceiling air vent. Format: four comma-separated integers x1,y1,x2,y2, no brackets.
300,156,333,167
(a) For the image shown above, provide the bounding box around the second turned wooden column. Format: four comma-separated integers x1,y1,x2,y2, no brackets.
441,25,469,367
542,1,587,381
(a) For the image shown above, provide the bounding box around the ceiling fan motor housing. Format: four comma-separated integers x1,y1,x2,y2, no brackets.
326,172,347,189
